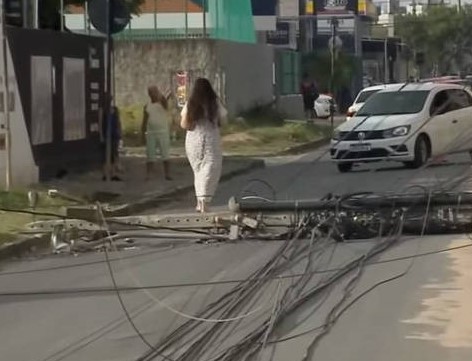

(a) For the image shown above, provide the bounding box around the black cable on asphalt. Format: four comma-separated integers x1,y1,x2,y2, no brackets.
303,193,431,360
218,194,438,361
269,256,419,344
136,218,315,361
238,178,277,200
98,204,178,361
0,245,179,277
0,242,470,298
37,298,158,361
207,217,404,361
103,246,158,351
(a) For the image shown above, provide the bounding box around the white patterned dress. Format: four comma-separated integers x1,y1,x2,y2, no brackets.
181,102,227,204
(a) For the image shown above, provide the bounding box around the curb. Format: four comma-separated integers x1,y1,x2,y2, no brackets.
0,234,51,262
66,158,266,220
276,137,330,156
0,140,326,261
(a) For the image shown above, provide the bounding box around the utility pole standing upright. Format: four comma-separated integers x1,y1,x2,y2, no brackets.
60,0,64,31
105,0,112,182
330,17,339,135
330,17,339,94
1,0,12,190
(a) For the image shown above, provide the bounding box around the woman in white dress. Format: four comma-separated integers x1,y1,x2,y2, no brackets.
180,78,227,213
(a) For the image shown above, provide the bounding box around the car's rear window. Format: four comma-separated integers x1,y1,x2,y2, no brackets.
357,90,430,116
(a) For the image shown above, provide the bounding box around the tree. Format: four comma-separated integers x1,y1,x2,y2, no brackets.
395,5,472,76
303,51,358,94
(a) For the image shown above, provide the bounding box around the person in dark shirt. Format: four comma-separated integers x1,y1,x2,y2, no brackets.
102,106,122,181
300,73,319,120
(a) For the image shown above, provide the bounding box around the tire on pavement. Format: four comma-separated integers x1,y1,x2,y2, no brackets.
405,135,429,169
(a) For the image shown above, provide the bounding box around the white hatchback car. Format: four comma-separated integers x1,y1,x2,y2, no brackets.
346,83,403,120
331,82,472,172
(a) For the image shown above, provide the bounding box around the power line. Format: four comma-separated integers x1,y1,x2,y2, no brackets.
0,242,469,297
99,205,176,361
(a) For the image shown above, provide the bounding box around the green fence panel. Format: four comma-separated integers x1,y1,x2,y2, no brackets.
277,50,301,95
208,0,256,43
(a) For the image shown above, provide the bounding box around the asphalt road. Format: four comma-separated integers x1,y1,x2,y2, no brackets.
159,145,472,212
1,148,472,361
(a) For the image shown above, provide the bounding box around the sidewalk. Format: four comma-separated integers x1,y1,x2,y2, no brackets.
42,155,264,218
285,115,345,128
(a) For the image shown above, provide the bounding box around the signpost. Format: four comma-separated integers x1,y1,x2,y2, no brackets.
88,0,129,182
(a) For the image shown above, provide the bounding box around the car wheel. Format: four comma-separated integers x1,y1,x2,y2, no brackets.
337,163,353,173
406,136,429,169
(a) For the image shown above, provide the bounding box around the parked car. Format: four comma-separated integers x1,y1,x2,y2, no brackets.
346,83,403,121
314,94,337,118
331,82,472,172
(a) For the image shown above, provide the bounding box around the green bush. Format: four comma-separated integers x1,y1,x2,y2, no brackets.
238,103,285,127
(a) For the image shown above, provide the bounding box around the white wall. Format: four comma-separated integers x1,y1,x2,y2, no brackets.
0,40,39,189
66,13,210,32
216,41,275,114
66,13,276,32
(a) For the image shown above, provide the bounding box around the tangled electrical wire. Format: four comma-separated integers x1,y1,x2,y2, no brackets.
128,205,410,361
4,85,472,361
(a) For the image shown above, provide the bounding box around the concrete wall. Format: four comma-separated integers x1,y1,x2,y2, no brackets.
0,39,38,188
277,95,304,119
114,39,275,116
215,41,274,115
114,40,218,107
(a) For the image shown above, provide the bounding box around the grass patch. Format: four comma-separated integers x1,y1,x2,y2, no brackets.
0,190,70,246
238,103,285,127
222,123,329,156
119,102,329,157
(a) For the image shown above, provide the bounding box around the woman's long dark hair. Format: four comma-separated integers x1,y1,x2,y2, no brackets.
186,78,219,126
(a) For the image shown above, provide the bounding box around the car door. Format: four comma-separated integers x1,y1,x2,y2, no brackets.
444,89,472,153
425,90,456,156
